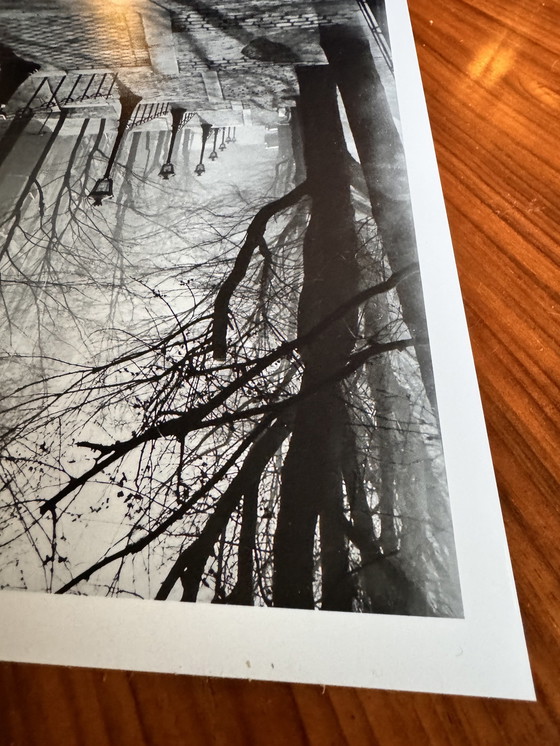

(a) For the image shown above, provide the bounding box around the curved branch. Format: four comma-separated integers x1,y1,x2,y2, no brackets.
211,180,308,361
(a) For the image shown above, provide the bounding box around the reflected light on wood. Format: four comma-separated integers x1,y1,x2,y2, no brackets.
468,40,516,84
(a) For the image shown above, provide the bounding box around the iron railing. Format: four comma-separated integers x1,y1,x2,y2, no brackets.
355,0,393,74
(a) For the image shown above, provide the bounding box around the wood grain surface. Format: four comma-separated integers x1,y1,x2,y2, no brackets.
1,0,559,743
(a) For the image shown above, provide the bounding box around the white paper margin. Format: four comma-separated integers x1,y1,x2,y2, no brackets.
0,0,535,700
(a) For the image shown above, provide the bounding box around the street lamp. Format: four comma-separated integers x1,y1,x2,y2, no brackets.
89,80,142,205
158,162,175,180
209,128,219,161
159,106,186,180
89,177,113,206
194,122,211,176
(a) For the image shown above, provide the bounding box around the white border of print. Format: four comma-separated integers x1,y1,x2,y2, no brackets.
0,0,534,699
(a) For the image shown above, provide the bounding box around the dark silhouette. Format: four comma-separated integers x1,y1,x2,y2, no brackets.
0,41,40,115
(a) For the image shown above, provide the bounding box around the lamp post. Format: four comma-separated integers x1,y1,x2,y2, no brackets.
88,176,113,205
159,106,186,180
208,127,219,161
89,81,142,206
194,122,212,176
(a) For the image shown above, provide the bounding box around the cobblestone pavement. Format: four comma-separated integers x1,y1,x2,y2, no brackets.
0,0,383,127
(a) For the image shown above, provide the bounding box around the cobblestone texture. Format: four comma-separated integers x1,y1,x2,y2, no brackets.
173,27,327,72
218,69,298,110
169,0,358,33
0,0,369,120
0,8,150,69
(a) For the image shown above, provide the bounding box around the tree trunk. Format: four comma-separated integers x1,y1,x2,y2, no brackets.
272,65,359,610
341,399,380,564
320,22,438,413
319,457,353,611
227,481,258,605
156,415,292,602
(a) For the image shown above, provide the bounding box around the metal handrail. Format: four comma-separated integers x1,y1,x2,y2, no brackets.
355,0,394,74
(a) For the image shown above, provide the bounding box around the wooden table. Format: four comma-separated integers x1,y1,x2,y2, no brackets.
1,0,559,742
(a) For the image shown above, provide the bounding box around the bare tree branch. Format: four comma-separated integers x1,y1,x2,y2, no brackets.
156,412,293,601
54,415,276,594
211,180,308,360
39,263,418,516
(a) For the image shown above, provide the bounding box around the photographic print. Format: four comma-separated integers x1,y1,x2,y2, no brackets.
0,0,533,698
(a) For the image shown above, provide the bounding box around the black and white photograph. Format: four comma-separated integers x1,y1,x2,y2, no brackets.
0,0,463,616
0,0,533,697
